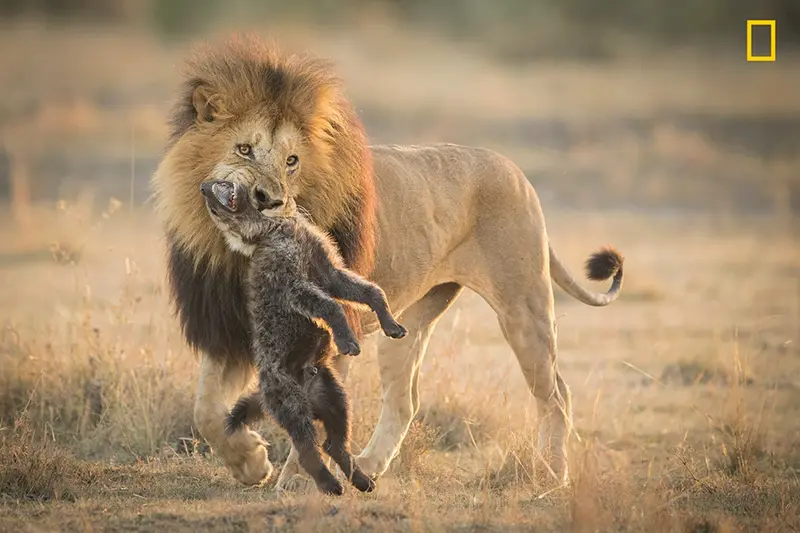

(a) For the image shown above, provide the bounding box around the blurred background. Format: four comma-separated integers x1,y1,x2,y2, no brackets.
0,0,798,219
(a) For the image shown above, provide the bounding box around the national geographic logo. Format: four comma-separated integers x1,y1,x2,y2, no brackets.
746,20,776,62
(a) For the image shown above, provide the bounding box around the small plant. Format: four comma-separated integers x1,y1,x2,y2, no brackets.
392,420,442,477
0,413,87,501
714,401,766,479
417,400,495,452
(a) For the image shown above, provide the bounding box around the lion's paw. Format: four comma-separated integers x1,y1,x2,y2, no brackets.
531,453,569,489
227,430,274,485
354,453,388,480
276,473,315,495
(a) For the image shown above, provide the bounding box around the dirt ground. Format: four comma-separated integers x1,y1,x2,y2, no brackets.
1,22,799,533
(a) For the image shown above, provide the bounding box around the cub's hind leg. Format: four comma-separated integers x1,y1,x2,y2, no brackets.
257,366,343,495
307,364,375,493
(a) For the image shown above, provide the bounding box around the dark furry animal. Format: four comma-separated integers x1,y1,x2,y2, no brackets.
200,179,406,495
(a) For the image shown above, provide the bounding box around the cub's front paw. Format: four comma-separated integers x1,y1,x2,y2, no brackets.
383,321,407,339
336,338,361,356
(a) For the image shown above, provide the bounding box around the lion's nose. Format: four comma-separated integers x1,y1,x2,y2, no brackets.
262,198,284,210
254,186,284,210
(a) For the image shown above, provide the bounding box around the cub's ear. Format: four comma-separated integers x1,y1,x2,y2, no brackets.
191,83,231,124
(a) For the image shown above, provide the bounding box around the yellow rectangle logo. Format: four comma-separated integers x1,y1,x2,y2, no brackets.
747,20,776,62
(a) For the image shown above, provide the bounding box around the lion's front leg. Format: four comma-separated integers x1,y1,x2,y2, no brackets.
357,283,462,479
194,354,274,485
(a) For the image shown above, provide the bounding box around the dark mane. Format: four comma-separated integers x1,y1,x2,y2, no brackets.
155,35,378,364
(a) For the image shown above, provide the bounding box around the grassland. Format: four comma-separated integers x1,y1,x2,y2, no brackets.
1,22,799,532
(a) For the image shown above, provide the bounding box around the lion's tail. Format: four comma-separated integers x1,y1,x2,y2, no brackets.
549,244,624,307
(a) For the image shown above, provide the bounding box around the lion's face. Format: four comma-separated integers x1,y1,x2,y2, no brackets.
154,106,316,265
193,114,308,211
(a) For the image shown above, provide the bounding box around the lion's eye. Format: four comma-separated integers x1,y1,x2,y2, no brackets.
236,144,252,157
286,155,299,167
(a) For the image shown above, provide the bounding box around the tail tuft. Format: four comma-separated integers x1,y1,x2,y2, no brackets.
585,246,624,281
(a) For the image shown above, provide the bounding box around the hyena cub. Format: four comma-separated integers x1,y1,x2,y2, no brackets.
200,180,407,496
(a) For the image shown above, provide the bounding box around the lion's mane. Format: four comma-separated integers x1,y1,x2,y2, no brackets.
150,36,377,363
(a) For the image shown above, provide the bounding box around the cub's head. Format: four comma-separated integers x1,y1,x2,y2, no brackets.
200,179,298,256
151,35,375,272
201,180,258,256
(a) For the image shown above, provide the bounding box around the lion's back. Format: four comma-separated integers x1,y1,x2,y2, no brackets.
363,142,536,301
371,142,530,212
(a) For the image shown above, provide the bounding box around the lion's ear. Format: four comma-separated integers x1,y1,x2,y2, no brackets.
191,84,231,124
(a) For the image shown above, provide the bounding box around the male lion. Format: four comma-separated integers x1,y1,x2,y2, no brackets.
150,36,624,489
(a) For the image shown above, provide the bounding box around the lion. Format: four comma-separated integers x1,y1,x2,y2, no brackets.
150,35,624,489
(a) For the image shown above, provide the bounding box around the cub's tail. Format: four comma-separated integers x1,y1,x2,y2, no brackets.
549,245,624,307
225,392,266,435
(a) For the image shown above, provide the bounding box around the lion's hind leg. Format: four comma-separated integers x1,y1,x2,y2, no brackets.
450,174,573,485
496,299,572,485
490,277,572,483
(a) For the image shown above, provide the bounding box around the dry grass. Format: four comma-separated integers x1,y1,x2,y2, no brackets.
0,412,89,502
1,21,800,533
